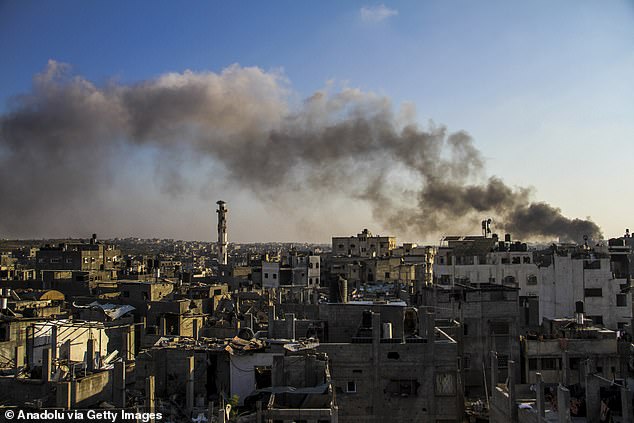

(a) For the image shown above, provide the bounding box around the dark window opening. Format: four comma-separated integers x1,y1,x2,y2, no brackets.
528,358,538,370
346,381,357,393
254,366,272,389
584,260,601,270
542,358,557,370
385,379,419,396
490,321,510,335
0,324,9,341
497,355,509,368
584,288,602,297
387,352,400,360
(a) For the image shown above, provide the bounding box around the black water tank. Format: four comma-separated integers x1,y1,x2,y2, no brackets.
575,301,584,314
362,310,373,328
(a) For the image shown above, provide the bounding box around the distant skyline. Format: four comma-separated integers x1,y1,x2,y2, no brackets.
1,1,633,243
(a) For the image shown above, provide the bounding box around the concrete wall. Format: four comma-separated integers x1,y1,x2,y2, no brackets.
318,340,460,423
230,352,280,405
72,370,112,408
318,303,406,343
0,377,51,405
30,321,109,367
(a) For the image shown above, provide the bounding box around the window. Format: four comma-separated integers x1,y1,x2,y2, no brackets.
584,288,602,297
528,358,538,370
527,275,538,285
497,355,509,368
273,274,277,279
214,289,222,295
50,258,60,264
346,381,357,393
616,294,627,307
338,244,344,249
435,373,456,396
0,323,10,341
512,257,521,264
65,258,73,264
385,272,390,279
490,321,509,335
439,275,451,285
386,379,419,396
503,275,516,285
264,273,269,279
523,257,531,264
463,354,471,370
387,352,400,360
542,358,557,370
584,260,601,270
463,323,469,336
316,262,319,269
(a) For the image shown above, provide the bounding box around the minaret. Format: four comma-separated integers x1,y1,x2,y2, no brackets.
216,201,228,265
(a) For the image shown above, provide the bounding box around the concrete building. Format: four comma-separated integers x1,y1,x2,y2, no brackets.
316,302,462,423
521,318,622,385
420,283,521,398
262,253,320,289
35,235,120,281
433,234,634,332
332,229,396,258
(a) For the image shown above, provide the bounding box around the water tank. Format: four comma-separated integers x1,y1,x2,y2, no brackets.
329,276,348,303
362,310,373,328
575,301,584,314
382,322,393,339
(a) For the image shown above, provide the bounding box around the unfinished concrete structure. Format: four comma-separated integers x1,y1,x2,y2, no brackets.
332,229,396,258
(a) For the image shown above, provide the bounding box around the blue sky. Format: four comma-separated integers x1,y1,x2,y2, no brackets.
1,1,633,242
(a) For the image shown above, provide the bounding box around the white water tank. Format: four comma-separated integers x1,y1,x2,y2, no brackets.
382,322,393,339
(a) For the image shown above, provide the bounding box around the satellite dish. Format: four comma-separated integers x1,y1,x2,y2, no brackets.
225,404,231,419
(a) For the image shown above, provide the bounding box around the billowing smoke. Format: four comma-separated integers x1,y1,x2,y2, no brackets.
0,61,601,242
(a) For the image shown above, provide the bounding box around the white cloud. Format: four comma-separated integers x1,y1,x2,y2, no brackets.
360,4,398,23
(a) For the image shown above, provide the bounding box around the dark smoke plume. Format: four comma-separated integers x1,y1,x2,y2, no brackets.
0,61,601,242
